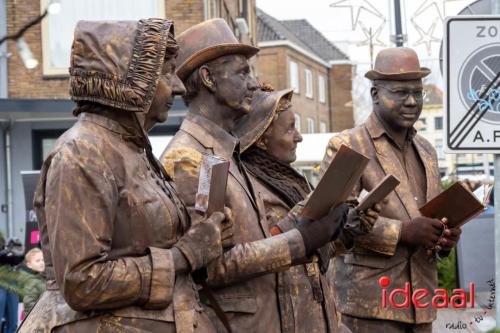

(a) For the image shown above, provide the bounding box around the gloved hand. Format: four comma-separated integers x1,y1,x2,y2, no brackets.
296,203,349,257
221,207,235,249
174,212,225,271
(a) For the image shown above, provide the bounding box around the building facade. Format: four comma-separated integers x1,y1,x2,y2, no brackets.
0,0,256,240
255,8,354,134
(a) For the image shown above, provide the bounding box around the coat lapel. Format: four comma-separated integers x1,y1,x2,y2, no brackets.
371,137,419,218
413,136,440,202
180,117,259,211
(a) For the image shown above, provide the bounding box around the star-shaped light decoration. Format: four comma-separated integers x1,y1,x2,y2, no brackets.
412,0,445,21
409,0,458,56
412,18,440,55
358,20,386,47
330,0,387,47
330,0,385,30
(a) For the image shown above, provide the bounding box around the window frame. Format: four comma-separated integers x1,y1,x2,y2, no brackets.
434,116,443,130
306,117,315,133
40,0,165,76
318,74,326,103
294,113,301,133
305,68,313,98
319,121,327,133
289,60,299,93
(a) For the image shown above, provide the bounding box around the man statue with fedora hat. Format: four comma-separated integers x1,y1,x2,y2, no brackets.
320,47,462,333
160,18,353,333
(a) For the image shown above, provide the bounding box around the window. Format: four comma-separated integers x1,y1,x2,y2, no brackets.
289,60,299,93
435,138,444,160
435,116,443,130
417,117,427,131
307,117,315,133
32,129,67,169
40,0,165,75
294,113,301,132
319,121,327,133
305,69,313,98
318,75,326,103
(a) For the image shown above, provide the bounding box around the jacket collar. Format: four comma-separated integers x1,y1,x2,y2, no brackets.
78,111,141,137
78,111,148,148
180,113,238,159
365,111,417,146
363,111,438,218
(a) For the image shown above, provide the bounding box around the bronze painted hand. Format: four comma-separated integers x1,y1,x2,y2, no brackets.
400,216,445,249
174,211,225,271
221,207,235,249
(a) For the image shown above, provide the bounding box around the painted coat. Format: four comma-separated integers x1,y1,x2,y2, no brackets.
161,113,306,333
320,112,441,324
19,112,215,333
251,176,345,333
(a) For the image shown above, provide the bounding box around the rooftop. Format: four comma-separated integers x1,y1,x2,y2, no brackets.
257,8,348,63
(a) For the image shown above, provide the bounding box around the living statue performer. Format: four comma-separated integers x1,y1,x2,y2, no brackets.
19,19,228,333
321,47,462,333
160,18,375,333
234,85,382,333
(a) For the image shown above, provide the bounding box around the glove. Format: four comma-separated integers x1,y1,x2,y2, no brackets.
221,207,235,249
296,203,349,257
174,212,225,271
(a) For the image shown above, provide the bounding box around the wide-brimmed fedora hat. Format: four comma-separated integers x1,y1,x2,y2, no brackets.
365,47,430,81
176,18,259,81
235,88,294,153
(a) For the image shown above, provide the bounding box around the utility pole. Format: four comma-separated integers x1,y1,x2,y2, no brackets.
393,0,404,46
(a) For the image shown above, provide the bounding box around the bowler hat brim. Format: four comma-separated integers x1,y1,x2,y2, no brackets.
365,67,431,81
177,43,259,81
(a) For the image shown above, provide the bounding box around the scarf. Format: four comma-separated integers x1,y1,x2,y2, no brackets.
242,146,311,207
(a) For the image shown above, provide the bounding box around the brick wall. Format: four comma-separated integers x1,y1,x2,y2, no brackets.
256,45,347,134
166,0,204,34
330,63,354,131
6,0,255,99
7,0,68,98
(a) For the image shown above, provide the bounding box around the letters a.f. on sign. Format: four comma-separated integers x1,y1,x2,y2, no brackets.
445,16,500,153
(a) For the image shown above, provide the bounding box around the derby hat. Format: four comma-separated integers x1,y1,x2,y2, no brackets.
176,18,259,81
365,47,430,81
235,88,294,153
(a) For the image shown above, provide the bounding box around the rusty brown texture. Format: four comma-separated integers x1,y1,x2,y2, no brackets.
320,112,441,325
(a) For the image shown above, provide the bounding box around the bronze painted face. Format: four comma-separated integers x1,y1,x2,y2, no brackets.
145,57,186,131
260,107,302,164
211,54,259,117
373,79,424,131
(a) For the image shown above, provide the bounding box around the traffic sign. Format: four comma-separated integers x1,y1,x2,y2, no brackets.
445,16,500,153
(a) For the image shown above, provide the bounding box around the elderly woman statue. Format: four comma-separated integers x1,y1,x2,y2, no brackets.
234,85,382,333
18,19,226,333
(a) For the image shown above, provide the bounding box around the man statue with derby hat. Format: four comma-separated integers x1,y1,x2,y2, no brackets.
320,47,462,333
160,18,361,332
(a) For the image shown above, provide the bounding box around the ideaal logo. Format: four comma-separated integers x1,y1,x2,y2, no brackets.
379,276,475,309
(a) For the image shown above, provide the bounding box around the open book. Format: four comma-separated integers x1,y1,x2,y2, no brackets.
418,182,492,228
195,154,230,215
301,144,369,220
357,175,400,212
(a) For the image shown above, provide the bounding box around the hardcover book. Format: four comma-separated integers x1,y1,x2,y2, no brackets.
418,182,491,228
301,144,370,220
195,154,230,215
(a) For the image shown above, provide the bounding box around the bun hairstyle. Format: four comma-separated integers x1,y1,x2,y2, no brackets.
259,83,292,113
259,82,275,92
